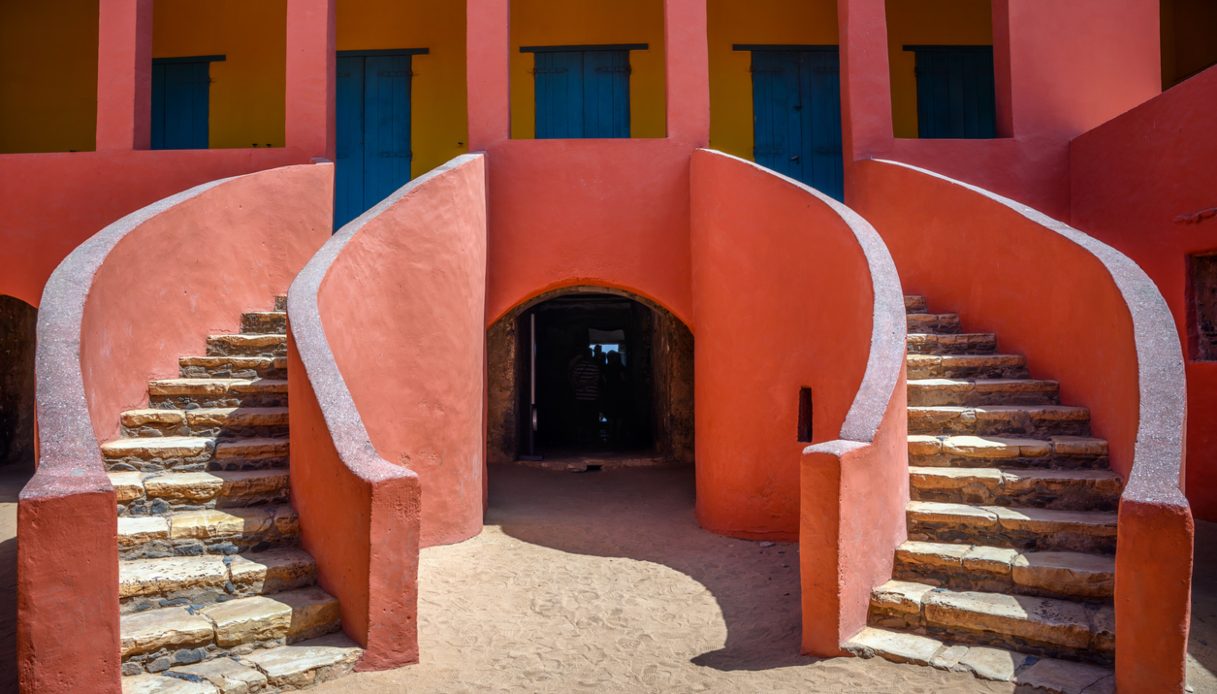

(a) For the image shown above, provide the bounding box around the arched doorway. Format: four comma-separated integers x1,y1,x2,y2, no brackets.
488,286,693,466
0,295,36,474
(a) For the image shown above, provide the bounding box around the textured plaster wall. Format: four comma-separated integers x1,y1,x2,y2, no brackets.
152,0,287,148
1071,65,1217,520
0,0,98,153
706,0,838,162
509,0,667,139
337,0,468,178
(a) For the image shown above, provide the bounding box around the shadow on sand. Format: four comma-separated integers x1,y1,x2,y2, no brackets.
490,462,817,673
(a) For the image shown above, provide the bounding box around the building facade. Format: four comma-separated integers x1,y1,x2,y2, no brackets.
2,1,1214,692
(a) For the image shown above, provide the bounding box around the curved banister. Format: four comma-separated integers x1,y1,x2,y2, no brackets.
872,158,1187,505
286,153,486,669
859,158,1192,692
21,163,333,694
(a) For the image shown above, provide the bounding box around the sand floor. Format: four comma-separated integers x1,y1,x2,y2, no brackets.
0,462,1214,693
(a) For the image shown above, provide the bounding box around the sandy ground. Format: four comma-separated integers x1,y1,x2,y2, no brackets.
0,463,1213,693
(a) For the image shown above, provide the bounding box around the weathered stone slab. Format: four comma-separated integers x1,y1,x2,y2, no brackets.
123,674,220,694
274,587,342,642
241,634,360,688
120,606,214,657
871,580,935,616
202,596,292,647
103,437,212,460
956,645,1027,681
110,471,146,503
229,548,316,594
924,589,1092,650
168,657,268,694
844,627,943,666
1016,657,1113,694
1012,552,1115,599
146,473,227,503
120,555,229,599
119,516,171,547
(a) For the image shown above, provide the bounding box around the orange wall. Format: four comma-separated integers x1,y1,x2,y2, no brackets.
337,0,468,178
152,0,287,148
0,0,98,153
690,150,893,539
885,0,992,139
1071,65,1217,521
706,0,838,161
509,0,667,139
318,157,487,547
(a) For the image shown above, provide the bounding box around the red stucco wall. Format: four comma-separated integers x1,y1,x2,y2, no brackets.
19,163,332,694
1071,66,1217,521
316,156,488,547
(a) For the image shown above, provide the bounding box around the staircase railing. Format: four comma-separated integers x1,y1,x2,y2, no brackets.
851,158,1192,693
19,163,333,694
286,153,488,670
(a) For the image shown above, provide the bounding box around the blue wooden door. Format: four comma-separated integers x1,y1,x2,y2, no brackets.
912,46,997,139
751,49,844,200
151,60,210,150
535,50,630,139
335,53,413,230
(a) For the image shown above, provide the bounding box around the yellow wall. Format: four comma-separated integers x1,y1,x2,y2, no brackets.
886,0,992,139
337,0,468,177
153,0,286,148
0,0,98,154
1162,0,1217,89
510,0,666,139
707,0,838,160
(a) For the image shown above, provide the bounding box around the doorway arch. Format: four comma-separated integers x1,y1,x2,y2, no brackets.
487,285,693,466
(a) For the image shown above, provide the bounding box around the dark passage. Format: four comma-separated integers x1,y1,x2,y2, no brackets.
488,289,693,465
0,296,36,473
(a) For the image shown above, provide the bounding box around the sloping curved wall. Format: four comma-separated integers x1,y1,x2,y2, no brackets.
19,163,332,694
1071,65,1217,521
690,149,907,654
850,159,1192,693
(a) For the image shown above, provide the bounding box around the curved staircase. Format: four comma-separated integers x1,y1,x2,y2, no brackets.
104,297,361,693
845,295,1119,693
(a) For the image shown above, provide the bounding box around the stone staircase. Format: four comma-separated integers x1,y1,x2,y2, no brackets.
104,297,362,693
844,295,1120,693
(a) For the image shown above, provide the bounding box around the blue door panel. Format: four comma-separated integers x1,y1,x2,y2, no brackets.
582,50,630,138
151,61,210,150
363,55,413,209
335,56,366,229
334,53,414,230
914,47,996,139
535,52,583,139
751,49,844,201
535,49,630,139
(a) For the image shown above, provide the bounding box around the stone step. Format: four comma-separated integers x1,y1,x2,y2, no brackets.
148,378,288,409
120,587,342,675
908,405,1091,437
112,469,291,515
118,504,299,559
909,435,1109,470
121,407,289,438
206,333,287,358
909,466,1121,511
103,437,289,473
908,378,1059,407
907,501,1118,554
907,313,961,334
844,626,1114,691
904,295,928,313
127,635,360,692
241,311,287,335
907,332,998,355
180,355,287,379
867,581,1113,664
907,353,1029,380
119,547,317,614
893,541,1116,600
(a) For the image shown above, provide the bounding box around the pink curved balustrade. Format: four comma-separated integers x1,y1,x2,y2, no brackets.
287,154,488,669
689,149,909,655
851,159,1192,693
18,163,333,694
